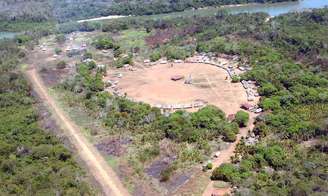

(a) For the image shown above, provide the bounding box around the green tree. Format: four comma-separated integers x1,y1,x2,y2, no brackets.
150,51,161,62
223,130,237,142
191,105,226,130
211,163,240,182
235,111,249,127
263,145,286,168
231,75,241,83
261,97,281,111
93,37,114,49
259,83,278,96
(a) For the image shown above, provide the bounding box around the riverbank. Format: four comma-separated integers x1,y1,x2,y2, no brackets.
77,15,128,23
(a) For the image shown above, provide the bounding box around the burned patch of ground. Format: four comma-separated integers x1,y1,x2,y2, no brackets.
39,67,70,87
145,28,177,48
95,137,131,156
132,181,160,196
145,156,176,179
164,171,193,193
145,27,197,48
145,156,193,193
111,160,160,196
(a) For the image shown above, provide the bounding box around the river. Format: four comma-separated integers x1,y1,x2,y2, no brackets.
227,0,328,16
133,0,328,21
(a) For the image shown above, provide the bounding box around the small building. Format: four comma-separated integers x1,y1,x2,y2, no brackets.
241,103,253,110
255,108,263,113
214,152,221,158
183,104,193,109
193,101,205,108
238,66,246,71
97,64,105,69
113,73,123,78
163,105,172,109
241,80,249,89
171,75,184,81
174,59,183,63
155,104,162,108
247,96,255,101
82,58,93,63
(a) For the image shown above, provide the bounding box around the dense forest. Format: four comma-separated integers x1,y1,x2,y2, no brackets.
0,0,296,22
0,37,95,194
55,7,327,195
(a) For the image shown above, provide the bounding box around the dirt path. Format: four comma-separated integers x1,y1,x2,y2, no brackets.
202,113,256,196
26,68,130,196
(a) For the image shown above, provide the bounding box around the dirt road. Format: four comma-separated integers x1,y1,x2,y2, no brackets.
202,113,256,196
26,68,130,196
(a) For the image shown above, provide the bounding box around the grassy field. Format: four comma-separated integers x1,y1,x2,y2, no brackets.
115,29,150,57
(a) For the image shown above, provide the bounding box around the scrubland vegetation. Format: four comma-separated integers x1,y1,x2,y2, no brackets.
0,40,95,194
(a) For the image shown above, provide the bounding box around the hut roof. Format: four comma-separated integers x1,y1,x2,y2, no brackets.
241,103,253,110
171,75,184,81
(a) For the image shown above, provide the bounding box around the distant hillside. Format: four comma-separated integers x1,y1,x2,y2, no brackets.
0,0,53,22
0,0,114,22
0,0,297,22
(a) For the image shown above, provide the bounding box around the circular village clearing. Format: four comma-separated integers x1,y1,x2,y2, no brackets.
105,55,259,115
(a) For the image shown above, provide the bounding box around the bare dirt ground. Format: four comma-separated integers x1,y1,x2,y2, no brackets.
26,67,130,196
106,62,247,115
